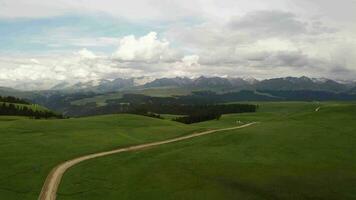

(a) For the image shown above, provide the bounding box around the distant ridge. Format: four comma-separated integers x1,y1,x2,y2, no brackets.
1,76,356,117
2,76,356,94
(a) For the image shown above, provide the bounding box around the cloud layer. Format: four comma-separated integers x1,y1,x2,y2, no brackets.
0,0,356,89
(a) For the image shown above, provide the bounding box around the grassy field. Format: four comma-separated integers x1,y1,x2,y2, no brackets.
57,102,356,200
1,102,355,200
0,114,205,200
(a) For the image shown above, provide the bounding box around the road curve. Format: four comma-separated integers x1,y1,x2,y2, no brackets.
38,122,258,200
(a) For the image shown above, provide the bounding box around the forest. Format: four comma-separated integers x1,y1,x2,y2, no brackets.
0,96,63,119
0,103,63,119
68,102,257,123
0,96,30,104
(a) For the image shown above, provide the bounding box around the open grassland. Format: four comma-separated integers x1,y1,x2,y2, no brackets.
0,115,205,200
1,102,355,200
57,102,356,200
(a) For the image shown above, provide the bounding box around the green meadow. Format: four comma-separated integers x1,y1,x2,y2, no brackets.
0,114,204,199
58,102,356,200
0,102,355,199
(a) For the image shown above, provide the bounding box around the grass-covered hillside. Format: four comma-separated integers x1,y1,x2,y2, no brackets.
0,114,205,200
58,102,356,200
0,102,355,200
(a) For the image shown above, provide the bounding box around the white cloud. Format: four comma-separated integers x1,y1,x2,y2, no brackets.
0,50,123,90
182,55,200,67
30,58,40,64
113,32,177,62
77,48,97,59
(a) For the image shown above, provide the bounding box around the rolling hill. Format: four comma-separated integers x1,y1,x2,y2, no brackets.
1,101,355,199
0,114,205,200
58,102,356,200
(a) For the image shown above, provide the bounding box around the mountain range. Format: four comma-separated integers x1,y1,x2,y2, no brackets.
2,76,356,117
45,76,356,94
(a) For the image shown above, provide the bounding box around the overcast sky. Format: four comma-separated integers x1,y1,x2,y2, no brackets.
1,0,356,89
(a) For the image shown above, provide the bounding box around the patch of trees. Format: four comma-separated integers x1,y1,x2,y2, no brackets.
172,110,221,124
0,96,30,104
58,91,258,123
128,103,256,115
99,93,258,123
0,103,63,119
33,91,261,119
169,104,256,124
61,100,257,124
30,91,98,113
126,103,256,124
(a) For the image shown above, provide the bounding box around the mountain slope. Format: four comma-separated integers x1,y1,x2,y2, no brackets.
255,76,347,92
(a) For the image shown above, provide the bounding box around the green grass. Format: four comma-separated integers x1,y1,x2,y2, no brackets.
1,102,355,200
57,102,356,200
0,114,205,200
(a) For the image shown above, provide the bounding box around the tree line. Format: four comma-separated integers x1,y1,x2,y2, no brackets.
60,93,257,123
105,103,256,124
0,103,63,119
0,96,30,104
172,110,221,124
128,103,256,115
168,104,256,124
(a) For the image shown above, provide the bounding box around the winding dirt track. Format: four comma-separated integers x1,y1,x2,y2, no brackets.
38,122,257,200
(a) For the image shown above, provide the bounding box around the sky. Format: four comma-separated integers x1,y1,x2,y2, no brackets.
0,0,356,89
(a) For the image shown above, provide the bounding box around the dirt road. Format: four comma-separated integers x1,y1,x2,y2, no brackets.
38,122,257,200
